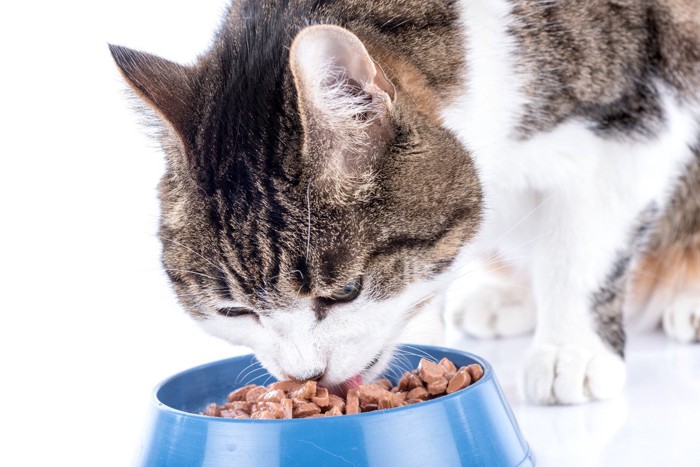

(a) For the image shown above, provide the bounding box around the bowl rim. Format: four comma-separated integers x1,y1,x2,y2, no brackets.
152,344,494,423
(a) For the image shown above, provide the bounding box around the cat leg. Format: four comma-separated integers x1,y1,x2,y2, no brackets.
449,188,541,340
631,246,700,343
519,193,635,405
450,257,536,339
628,146,700,342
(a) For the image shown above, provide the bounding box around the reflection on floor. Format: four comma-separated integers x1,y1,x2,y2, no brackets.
444,331,700,467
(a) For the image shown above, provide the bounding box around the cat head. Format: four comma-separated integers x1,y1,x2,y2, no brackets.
111,16,480,386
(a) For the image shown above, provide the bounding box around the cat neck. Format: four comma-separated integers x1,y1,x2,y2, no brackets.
441,0,524,145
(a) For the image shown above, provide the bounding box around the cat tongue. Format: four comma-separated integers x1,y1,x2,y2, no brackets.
328,374,363,398
345,374,363,390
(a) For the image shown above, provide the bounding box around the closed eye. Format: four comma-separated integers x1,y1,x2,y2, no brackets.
217,307,257,318
327,277,362,302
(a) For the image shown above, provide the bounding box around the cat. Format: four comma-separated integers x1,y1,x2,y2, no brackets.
110,0,700,405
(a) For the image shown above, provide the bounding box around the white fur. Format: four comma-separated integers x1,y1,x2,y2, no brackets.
292,25,387,141
400,293,447,346
456,281,536,339
447,258,536,337
443,0,699,404
199,273,452,385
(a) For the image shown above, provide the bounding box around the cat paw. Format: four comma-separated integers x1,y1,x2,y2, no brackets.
519,344,626,405
454,284,535,338
662,294,700,343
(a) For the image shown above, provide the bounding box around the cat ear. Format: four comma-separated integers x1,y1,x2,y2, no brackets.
109,44,196,142
290,25,395,182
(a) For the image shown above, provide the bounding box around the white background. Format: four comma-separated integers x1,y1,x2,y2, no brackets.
2,1,698,466
2,1,239,465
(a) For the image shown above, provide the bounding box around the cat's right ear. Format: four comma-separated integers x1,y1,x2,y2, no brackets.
290,25,396,185
109,44,196,143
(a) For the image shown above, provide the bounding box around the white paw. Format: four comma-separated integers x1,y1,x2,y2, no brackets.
519,344,626,405
662,294,700,343
454,284,535,339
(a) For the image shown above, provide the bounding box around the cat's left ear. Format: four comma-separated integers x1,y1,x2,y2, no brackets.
290,25,395,182
109,44,197,145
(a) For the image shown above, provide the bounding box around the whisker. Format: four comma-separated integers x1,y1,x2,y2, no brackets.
386,353,414,378
383,363,402,382
484,194,554,247
397,345,438,363
265,269,304,284
239,367,268,385
246,370,274,386
235,358,263,384
162,268,226,282
236,361,265,384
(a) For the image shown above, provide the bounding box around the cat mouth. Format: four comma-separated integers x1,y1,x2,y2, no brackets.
326,373,363,398
326,352,384,397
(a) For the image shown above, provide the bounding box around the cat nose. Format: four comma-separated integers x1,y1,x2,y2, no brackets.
288,369,325,382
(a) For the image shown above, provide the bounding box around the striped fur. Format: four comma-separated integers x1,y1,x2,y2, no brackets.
110,0,700,397
147,0,480,313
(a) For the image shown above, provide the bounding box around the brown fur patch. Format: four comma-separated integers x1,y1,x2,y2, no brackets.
632,244,700,307
363,41,448,122
631,140,700,312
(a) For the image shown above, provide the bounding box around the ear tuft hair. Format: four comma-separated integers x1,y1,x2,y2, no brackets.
290,25,395,193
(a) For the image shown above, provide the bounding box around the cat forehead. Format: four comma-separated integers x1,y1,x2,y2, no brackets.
163,191,370,301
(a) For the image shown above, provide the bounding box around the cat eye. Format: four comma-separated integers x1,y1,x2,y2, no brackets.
217,307,257,318
328,278,362,302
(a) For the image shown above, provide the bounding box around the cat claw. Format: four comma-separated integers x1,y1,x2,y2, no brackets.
519,344,626,405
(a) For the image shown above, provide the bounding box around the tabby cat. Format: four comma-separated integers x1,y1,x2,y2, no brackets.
111,0,700,404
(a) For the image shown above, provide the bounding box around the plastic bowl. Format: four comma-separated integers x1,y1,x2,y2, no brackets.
138,345,534,466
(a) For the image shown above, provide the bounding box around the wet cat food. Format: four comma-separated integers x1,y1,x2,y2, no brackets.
202,358,483,419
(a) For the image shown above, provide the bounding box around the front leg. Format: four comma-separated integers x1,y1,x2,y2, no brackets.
520,193,639,405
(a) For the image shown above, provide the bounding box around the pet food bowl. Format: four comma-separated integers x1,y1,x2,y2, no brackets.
138,345,534,466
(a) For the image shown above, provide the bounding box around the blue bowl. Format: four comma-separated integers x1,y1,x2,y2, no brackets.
138,345,533,466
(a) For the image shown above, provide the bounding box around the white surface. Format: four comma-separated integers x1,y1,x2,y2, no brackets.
1,1,699,466
447,332,700,467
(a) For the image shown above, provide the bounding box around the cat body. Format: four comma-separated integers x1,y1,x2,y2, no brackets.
111,0,700,404
444,0,700,403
